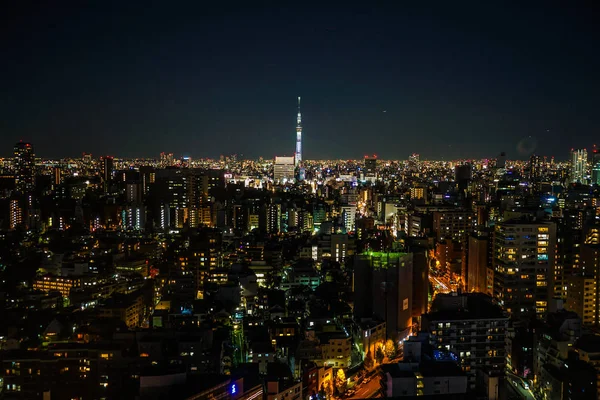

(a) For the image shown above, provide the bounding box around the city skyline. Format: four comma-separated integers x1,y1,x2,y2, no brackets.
2,3,599,159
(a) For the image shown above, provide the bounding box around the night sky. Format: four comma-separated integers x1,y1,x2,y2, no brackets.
2,2,599,160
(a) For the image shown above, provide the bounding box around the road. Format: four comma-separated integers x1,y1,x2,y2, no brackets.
506,372,535,400
348,375,381,399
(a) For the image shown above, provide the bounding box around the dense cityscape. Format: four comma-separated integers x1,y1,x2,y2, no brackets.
1,113,600,400
2,2,599,400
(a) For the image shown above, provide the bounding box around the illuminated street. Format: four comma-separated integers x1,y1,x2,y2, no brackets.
348,375,381,399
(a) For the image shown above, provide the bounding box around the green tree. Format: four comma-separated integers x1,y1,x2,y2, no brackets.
384,339,396,359
335,369,347,394
375,345,385,364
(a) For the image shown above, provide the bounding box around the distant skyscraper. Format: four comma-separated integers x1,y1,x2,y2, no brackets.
103,156,114,193
571,148,587,184
364,156,377,176
528,154,542,192
295,96,302,165
496,151,506,169
9,198,23,230
126,182,143,204
14,141,35,194
591,149,600,185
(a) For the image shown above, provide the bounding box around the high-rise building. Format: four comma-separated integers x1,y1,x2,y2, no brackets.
295,96,302,165
265,203,281,234
103,156,114,193
455,164,472,192
353,252,413,340
9,198,22,230
571,148,587,184
496,152,506,169
122,206,146,231
126,182,143,204
273,156,295,183
566,274,596,325
159,202,170,230
364,156,377,177
591,149,600,185
421,293,508,392
432,209,474,242
528,154,542,192
53,166,62,188
341,205,356,232
14,141,35,194
467,230,492,293
492,217,557,318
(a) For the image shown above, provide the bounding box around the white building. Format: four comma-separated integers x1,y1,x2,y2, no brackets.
341,205,356,232
274,156,295,183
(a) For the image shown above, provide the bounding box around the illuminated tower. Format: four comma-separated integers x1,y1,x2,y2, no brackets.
14,141,35,193
295,96,302,165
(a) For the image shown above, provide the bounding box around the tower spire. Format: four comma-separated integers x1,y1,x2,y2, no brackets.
295,96,302,165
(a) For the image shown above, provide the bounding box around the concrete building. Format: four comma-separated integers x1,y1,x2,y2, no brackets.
432,209,474,242
492,217,557,319
421,293,508,391
353,252,414,341
274,156,295,183
467,230,492,293
318,332,352,369
34,276,82,298
381,333,468,397
566,274,596,325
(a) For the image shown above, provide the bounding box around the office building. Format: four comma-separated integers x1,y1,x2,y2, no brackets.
467,230,492,293
566,274,596,325
122,205,146,231
410,185,427,204
53,166,62,188
159,202,171,230
455,164,471,193
592,148,600,185
103,156,114,193
571,148,587,183
492,217,557,318
265,203,281,234
421,293,508,391
340,205,356,232
364,156,377,177
433,209,474,242
126,182,143,204
34,276,82,298
353,252,413,340
331,233,349,264
9,198,23,230
14,141,35,193
273,156,295,183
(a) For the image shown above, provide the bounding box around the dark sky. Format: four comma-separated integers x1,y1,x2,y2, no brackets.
1,2,599,160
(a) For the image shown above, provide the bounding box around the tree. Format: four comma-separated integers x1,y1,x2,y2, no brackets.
384,339,396,359
375,345,385,364
335,369,347,394
364,349,374,369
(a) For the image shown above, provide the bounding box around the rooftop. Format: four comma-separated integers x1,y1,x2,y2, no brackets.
424,293,506,321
